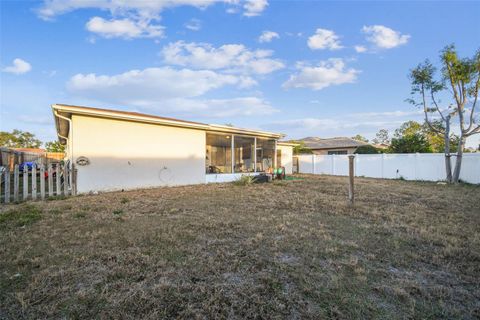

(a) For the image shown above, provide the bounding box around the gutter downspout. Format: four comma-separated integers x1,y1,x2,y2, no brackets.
54,110,74,191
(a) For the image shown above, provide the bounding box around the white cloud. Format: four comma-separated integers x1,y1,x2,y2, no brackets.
37,0,225,20
67,67,241,103
66,66,276,117
307,28,343,50
258,30,279,43
185,18,202,31
161,41,284,75
37,0,253,40
2,58,32,75
354,45,367,53
147,97,277,117
86,16,164,39
362,25,410,49
283,59,359,90
262,109,428,140
262,116,412,139
243,0,268,17
350,110,423,118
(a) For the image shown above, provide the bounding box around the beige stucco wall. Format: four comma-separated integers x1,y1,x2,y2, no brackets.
71,115,206,193
312,147,357,155
278,145,293,174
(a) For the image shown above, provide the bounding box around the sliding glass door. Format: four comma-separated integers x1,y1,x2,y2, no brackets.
206,133,232,173
234,136,255,173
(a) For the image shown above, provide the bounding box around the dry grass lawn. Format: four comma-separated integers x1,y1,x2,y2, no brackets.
1,175,479,319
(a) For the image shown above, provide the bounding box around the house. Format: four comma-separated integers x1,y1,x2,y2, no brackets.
294,137,369,155
52,104,294,193
372,143,390,150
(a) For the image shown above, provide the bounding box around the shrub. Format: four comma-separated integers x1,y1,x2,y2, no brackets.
233,175,254,186
354,145,379,154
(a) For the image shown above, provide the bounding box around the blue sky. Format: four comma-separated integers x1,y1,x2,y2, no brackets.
1,0,479,148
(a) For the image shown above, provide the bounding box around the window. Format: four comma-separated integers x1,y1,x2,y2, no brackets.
206,133,232,173
234,136,255,173
206,133,278,174
328,150,348,155
256,138,275,172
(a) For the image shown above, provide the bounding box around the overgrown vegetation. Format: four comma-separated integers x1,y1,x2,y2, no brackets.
0,176,478,319
233,175,255,186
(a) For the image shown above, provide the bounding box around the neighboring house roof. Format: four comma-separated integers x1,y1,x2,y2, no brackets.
294,137,369,150
11,148,46,153
52,104,284,143
277,141,299,147
373,143,390,149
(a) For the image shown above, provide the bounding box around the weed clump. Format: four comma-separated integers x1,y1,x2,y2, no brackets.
0,204,42,229
233,175,254,186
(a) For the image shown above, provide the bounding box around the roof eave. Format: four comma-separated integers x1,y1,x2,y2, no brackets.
51,104,285,140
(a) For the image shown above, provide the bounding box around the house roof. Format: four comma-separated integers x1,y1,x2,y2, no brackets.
11,148,46,154
52,104,284,143
294,137,369,150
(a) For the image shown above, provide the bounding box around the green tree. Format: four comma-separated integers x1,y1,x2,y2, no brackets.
45,141,65,153
372,129,390,144
354,145,379,154
291,141,313,155
408,44,480,183
351,134,369,143
392,120,459,153
390,133,432,153
420,121,459,153
0,129,42,148
394,121,422,138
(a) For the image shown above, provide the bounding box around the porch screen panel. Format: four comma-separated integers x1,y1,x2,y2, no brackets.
206,133,232,173
234,136,255,173
256,138,275,172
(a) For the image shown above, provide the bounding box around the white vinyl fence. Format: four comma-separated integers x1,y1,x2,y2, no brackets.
296,153,480,184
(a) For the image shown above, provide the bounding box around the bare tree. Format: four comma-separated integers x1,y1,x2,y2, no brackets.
408,45,479,183
372,129,390,145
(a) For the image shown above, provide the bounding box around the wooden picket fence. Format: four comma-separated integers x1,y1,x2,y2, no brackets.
0,163,76,204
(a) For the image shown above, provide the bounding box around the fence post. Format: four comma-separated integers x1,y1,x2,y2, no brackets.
4,168,10,204
348,155,355,205
0,170,2,203
40,165,45,200
72,164,77,196
32,163,37,200
63,165,68,196
48,164,53,197
13,165,19,202
56,164,61,196
355,155,359,177
23,166,29,201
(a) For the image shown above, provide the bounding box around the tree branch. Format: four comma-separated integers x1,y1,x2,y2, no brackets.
422,84,445,135
446,62,462,107
430,91,447,122
466,74,479,133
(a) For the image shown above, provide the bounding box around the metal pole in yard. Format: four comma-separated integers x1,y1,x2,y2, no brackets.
348,155,355,205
